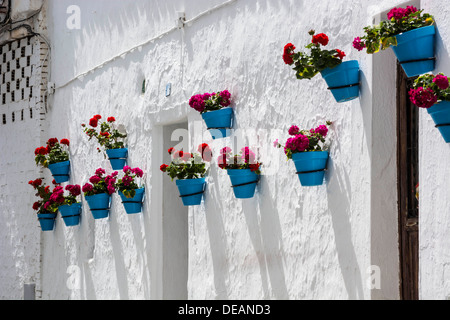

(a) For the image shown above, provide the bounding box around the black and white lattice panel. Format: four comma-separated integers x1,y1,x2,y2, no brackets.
0,37,35,106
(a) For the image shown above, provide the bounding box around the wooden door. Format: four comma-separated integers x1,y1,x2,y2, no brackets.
396,64,419,300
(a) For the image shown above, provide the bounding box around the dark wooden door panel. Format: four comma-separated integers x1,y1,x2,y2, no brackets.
397,64,419,300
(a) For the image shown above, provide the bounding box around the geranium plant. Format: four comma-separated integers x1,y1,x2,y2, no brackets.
116,166,144,198
353,6,434,54
62,184,82,206
82,168,118,197
82,115,127,153
409,73,450,109
29,178,62,214
189,90,232,114
34,138,70,168
274,122,333,159
283,30,346,80
160,144,212,180
217,147,262,174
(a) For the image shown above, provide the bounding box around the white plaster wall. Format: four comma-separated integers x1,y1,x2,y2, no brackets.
0,0,443,300
420,0,450,301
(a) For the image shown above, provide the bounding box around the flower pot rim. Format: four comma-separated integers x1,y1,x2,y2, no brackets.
48,160,70,168
85,193,111,200
37,212,57,218
60,202,82,208
201,107,233,118
176,177,206,185
106,147,128,151
395,25,435,41
320,60,360,76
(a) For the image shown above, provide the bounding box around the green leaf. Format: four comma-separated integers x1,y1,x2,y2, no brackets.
381,36,397,50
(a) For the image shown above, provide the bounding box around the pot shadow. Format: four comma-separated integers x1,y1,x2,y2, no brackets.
204,168,230,299
108,199,130,300
326,156,365,300
241,175,289,300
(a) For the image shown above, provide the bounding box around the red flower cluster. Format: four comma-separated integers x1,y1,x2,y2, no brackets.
312,33,329,46
283,43,296,65
34,146,48,156
28,178,43,188
334,49,346,60
107,117,116,123
160,164,169,172
198,143,212,162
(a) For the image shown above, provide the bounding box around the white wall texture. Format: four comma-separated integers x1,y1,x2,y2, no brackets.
1,0,450,300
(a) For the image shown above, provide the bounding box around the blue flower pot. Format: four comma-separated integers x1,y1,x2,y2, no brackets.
106,148,128,170
201,108,234,139
85,193,111,219
48,160,70,183
428,101,450,143
392,25,436,78
227,169,259,199
37,213,57,231
321,60,360,103
59,203,82,227
292,151,329,187
176,178,206,206
119,188,145,214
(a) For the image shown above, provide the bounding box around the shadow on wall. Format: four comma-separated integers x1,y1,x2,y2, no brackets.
242,175,289,300
326,151,365,300
204,167,230,299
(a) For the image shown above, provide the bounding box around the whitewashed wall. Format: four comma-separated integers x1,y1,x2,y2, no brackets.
2,0,450,300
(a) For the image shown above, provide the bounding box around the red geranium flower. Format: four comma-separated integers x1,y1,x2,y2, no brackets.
198,143,212,162
160,164,169,172
89,118,98,128
312,33,329,46
173,150,184,159
32,202,41,211
181,152,193,161
94,115,102,120
60,139,70,146
249,163,261,172
38,146,48,155
168,147,175,155
283,43,296,65
334,49,346,60
47,138,58,147
107,117,116,123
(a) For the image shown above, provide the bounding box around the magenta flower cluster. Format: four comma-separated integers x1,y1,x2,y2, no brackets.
241,147,256,164
189,90,231,113
285,134,310,154
387,6,418,20
409,87,438,109
433,75,450,90
352,37,366,52
312,125,329,137
82,168,118,195
122,166,144,187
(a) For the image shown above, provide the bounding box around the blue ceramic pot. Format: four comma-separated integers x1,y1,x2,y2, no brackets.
119,188,145,214
59,203,82,227
48,160,70,183
392,25,436,78
427,101,450,143
321,60,360,103
227,169,259,199
292,151,329,187
201,108,234,139
37,213,57,231
106,148,128,170
85,193,111,219
176,178,206,206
